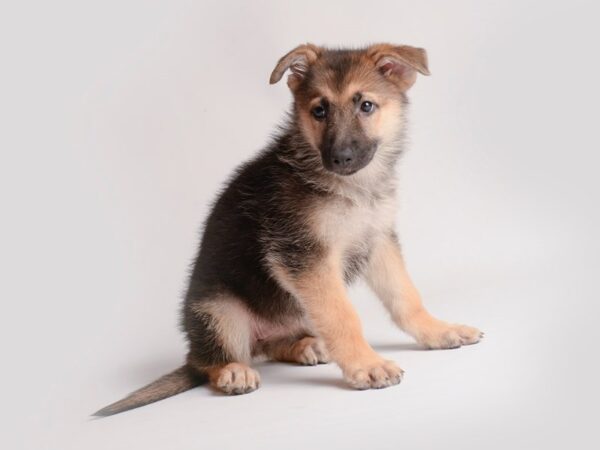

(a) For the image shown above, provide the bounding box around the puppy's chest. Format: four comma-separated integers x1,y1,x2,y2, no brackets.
311,194,397,256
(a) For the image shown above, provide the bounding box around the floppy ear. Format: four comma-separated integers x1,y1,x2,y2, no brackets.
269,44,322,90
368,44,430,92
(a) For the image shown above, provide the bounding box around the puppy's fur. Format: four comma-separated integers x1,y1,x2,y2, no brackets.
94,43,482,417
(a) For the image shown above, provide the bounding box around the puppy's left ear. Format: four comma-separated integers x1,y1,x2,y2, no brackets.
269,43,322,90
368,44,430,92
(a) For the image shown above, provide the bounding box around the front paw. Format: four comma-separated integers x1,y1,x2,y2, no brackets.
415,320,483,349
343,358,404,390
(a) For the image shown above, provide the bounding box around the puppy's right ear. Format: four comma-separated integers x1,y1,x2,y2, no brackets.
269,44,322,90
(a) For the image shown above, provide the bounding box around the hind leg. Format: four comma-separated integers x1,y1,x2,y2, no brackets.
185,294,261,395
263,336,330,366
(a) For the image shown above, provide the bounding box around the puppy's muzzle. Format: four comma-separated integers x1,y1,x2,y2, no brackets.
324,145,376,176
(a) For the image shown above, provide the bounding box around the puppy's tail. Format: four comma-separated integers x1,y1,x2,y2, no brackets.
92,365,206,417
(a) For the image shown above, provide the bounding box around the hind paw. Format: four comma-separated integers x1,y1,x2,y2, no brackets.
209,363,261,395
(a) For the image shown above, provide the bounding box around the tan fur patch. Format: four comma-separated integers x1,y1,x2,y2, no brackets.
190,296,254,363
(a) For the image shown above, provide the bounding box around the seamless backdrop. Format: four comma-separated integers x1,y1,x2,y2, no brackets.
1,1,599,449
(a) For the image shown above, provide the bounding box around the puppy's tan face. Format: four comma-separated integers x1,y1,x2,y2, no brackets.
270,44,430,175
295,73,404,175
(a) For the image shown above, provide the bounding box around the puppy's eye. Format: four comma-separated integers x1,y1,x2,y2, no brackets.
360,101,375,114
311,105,327,120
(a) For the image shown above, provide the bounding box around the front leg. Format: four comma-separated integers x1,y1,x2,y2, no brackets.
271,255,403,389
365,234,483,349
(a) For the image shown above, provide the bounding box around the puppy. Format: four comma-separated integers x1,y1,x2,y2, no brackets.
94,43,482,417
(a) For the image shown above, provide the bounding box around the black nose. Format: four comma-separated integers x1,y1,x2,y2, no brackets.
331,147,354,169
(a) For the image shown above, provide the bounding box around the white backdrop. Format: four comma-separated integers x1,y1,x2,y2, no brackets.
1,1,599,449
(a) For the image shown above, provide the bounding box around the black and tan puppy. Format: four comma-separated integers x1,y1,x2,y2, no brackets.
95,43,482,416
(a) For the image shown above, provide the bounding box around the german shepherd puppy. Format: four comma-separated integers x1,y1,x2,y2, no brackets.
94,43,482,417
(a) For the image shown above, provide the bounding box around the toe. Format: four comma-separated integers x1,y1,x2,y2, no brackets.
382,360,404,384
369,366,390,388
456,325,483,345
300,345,319,366
312,340,330,364
347,369,370,390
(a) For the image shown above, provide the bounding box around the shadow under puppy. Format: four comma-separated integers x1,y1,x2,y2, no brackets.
95,43,482,417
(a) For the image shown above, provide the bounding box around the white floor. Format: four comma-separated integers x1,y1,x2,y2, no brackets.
9,259,597,450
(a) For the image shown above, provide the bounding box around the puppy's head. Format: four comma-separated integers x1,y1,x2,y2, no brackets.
270,44,429,176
